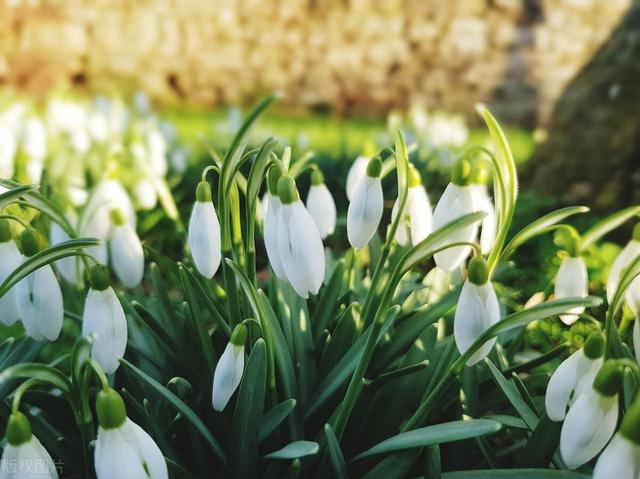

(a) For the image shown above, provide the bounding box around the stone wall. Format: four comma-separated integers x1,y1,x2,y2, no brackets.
0,0,631,125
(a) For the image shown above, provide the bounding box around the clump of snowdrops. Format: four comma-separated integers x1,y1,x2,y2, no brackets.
0,94,638,478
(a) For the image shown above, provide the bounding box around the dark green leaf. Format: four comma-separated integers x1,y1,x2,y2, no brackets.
264,441,319,460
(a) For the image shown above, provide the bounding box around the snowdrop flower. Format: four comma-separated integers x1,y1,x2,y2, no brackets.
50,210,83,284
146,128,168,177
470,160,496,255
347,157,383,249
607,224,640,312
15,229,63,341
0,412,58,478
0,124,17,178
133,178,157,210
306,167,336,239
188,181,221,278
554,255,588,325
0,220,20,326
82,265,127,374
277,176,325,297
454,256,500,365
560,360,623,469
264,167,287,280
432,158,478,271
95,388,168,479
593,395,640,479
109,210,144,288
346,155,369,201
391,165,432,246
212,324,247,411
545,331,605,421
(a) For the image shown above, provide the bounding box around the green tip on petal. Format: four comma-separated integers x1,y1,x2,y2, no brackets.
267,165,283,195
366,157,382,178
620,394,640,445
409,165,422,188
451,158,472,186
230,324,248,346
89,264,111,291
196,181,212,203
19,228,43,257
310,167,324,186
467,256,489,285
96,388,127,430
110,208,126,226
553,227,581,257
0,219,12,243
471,159,491,185
633,223,640,242
593,360,624,397
583,331,606,359
6,412,32,446
277,176,300,204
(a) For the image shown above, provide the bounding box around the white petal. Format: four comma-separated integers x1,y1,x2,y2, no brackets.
454,281,500,366
593,433,640,479
391,197,410,246
0,241,21,326
347,176,383,249
471,184,496,254
306,184,337,239
432,183,478,272
120,419,168,479
545,349,602,421
278,202,326,297
188,201,221,279
554,256,588,325
626,275,640,317
133,179,157,210
212,343,244,411
82,288,127,374
607,240,640,304
50,222,83,284
407,185,433,246
109,224,144,288
634,318,640,365
95,427,148,479
15,265,63,341
0,436,59,479
560,390,618,469
264,195,287,280
346,156,369,201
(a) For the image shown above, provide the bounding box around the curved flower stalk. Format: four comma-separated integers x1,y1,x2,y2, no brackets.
15,229,63,341
306,167,336,239
188,181,221,278
470,160,496,255
95,388,168,478
391,165,432,246
82,265,128,374
554,256,588,325
545,331,605,421
347,157,384,249
432,158,478,271
593,395,640,479
0,412,58,479
263,166,287,280
454,256,500,366
212,324,246,411
346,155,369,201
0,219,21,326
50,209,83,284
560,360,623,469
277,175,325,298
109,209,144,288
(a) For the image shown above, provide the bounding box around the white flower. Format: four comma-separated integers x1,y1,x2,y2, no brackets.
347,158,383,249
146,128,168,177
432,183,477,272
133,178,157,210
346,155,369,201
453,258,500,366
627,276,640,317
212,324,247,411
264,192,287,280
607,236,640,304
0,230,21,326
560,360,622,469
471,183,496,255
277,177,326,298
50,213,83,284
109,217,144,288
82,267,127,374
554,256,588,325
95,388,168,479
0,124,17,178
545,332,605,421
306,169,336,239
391,167,432,246
593,433,640,479
0,413,58,479
188,182,221,279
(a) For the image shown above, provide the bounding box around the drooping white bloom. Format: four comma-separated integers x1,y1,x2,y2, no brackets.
306,169,336,239
453,257,500,366
554,256,588,325
95,388,167,479
133,178,157,210
50,212,83,284
0,124,17,178
560,360,622,469
109,213,144,288
264,192,287,280
188,181,221,279
471,184,496,255
391,166,432,246
0,225,21,326
545,332,605,421
212,324,247,411
346,155,369,201
347,158,383,249
593,433,640,479
0,413,58,479
607,234,640,304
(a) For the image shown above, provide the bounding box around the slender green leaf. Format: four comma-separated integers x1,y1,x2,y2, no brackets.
0,184,38,209
312,259,346,342
517,414,562,468
485,359,538,430
264,441,319,460
442,470,589,478
260,399,297,442
323,424,348,479
0,363,72,397
581,205,640,251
